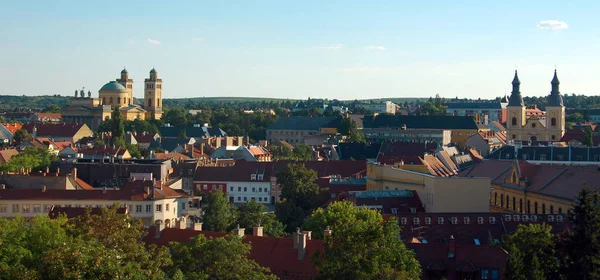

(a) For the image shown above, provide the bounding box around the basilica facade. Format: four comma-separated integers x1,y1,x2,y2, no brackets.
506,70,565,142
62,68,164,130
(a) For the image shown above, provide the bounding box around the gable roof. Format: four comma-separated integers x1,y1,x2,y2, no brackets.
267,116,336,131
363,115,482,130
0,149,19,164
133,132,158,143
22,123,89,138
1,123,23,135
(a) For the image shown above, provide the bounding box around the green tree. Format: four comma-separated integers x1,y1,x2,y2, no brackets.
504,243,527,280
584,127,594,146
530,255,545,280
237,200,285,237
125,143,142,158
502,224,558,279
178,129,187,138
203,191,237,232
275,163,327,232
271,145,293,160
566,112,584,123
310,201,421,279
41,104,61,113
110,106,125,146
292,143,313,160
162,107,188,127
168,235,277,280
337,116,356,135
558,187,600,280
12,129,32,145
0,147,56,173
348,128,366,143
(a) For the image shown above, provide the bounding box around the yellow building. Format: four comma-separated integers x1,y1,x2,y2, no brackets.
506,70,565,142
366,161,491,212
63,68,164,129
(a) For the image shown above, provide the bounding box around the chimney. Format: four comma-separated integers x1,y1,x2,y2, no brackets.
33,126,37,139
45,167,49,174
253,225,264,237
0,184,5,190
448,235,456,259
145,186,151,195
102,186,107,194
323,226,332,238
56,167,60,176
297,232,307,260
193,222,203,231
155,223,166,238
293,227,301,248
72,167,77,180
302,231,312,240
42,185,47,192
177,219,187,229
234,225,245,237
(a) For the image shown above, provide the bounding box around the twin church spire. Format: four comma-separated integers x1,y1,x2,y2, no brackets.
508,70,563,107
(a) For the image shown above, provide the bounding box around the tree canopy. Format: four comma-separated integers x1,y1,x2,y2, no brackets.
502,224,558,279
310,201,421,279
0,147,55,173
202,191,237,232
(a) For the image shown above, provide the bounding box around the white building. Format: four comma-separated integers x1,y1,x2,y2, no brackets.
0,179,193,227
355,101,396,114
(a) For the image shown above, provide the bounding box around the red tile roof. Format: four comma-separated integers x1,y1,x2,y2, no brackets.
0,149,19,164
22,123,88,138
37,113,61,120
153,152,190,161
133,132,158,143
142,228,322,280
2,123,22,135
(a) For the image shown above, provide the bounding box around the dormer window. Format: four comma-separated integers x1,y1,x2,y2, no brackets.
489,217,496,224
504,215,512,221
257,174,264,180
522,215,529,222
425,217,431,224
438,217,444,224
477,217,484,224
451,217,458,224
400,217,407,225
413,217,420,224
391,208,398,214
513,215,520,222
250,174,257,180
464,217,470,224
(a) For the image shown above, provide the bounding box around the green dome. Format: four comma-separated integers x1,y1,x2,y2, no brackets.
121,68,128,74
150,68,157,73
100,81,126,91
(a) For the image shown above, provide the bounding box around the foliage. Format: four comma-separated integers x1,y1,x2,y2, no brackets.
275,163,327,232
110,106,125,146
168,235,277,280
502,223,557,279
125,143,142,158
584,127,594,146
504,243,527,280
558,187,600,280
124,118,159,134
237,200,285,237
271,143,314,161
162,107,189,127
12,129,32,145
203,191,237,232
0,147,55,173
567,112,585,123
348,128,366,143
41,104,61,113
310,201,421,279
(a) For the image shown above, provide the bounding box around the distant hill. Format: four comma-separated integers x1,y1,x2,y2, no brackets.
0,95,424,110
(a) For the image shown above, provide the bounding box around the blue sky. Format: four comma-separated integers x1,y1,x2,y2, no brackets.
0,1,598,100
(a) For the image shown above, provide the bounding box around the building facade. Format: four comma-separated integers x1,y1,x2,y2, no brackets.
356,101,396,114
446,98,508,122
506,70,566,142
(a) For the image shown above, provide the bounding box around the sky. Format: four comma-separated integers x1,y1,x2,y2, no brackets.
0,1,598,100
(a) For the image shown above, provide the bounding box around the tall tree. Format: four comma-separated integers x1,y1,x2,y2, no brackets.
110,106,125,146
502,224,558,279
275,163,327,232
558,187,600,280
237,200,285,237
203,191,237,232
168,235,277,280
311,201,421,279
584,127,594,146
12,129,32,145
504,243,527,280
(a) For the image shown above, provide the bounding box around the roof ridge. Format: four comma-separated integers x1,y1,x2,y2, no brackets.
538,167,569,192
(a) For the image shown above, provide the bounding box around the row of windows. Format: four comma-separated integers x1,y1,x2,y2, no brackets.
268,131,316,136
147,98,161,107
145,83,162,89
133,203,184,213
511,117,558,127
232,196,269,202
102,97,131,105
493,193,566,215
230,186,269,193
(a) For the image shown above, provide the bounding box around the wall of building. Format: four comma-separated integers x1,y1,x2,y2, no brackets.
266,129,319,144
227,181,271,204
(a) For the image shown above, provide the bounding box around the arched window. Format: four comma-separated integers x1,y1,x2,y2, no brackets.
512,117,517,126
551,117,557,126
542,204,546,215
534,202,538,214
148,98,152,107
102,97,106,104
559,207,563,214
157,98,160,107
506,195,510,209
550,205,554,214
532,123,536,128
512,173,517,183
519,199,523,213
513,197,516,211
494,193,498,205
128,98,131,104
109,97,113,104
501,194,504,207
117,97,120,104
528,200,531,214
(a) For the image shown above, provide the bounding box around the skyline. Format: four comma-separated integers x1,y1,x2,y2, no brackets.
1,1,598,100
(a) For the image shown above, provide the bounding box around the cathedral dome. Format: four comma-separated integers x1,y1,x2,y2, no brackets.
100,81,127,92
121,68,128,74
150,68,157,74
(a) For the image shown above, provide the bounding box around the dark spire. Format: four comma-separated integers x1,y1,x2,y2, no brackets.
508,70,524,107
547,69,564,106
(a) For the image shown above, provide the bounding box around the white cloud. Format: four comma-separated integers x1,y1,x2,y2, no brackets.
128,39,136,45
318,44,343,51
147,38,161,45
364,45,386,51
192,37,204,42
537,20,568,30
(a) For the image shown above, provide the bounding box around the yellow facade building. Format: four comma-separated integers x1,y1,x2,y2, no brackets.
366,161,491,213
506,70,565,142
63,68,164,130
